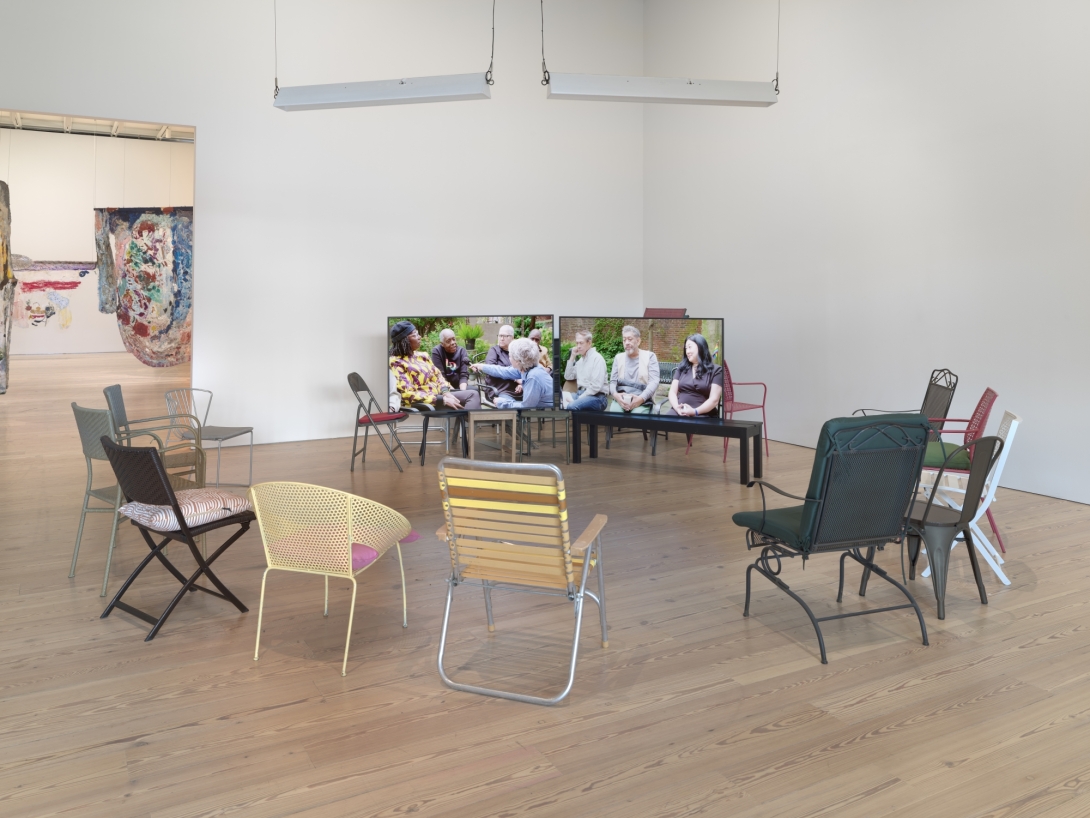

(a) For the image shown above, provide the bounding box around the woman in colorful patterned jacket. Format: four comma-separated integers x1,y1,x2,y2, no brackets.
388,321,482,411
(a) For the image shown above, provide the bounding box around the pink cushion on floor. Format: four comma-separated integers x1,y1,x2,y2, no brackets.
400,529,420,544
351,543,380,571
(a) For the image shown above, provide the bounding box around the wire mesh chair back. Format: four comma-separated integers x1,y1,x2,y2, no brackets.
918,436,1004,530
437,458,574,593
721,359,735,404
964,388,998,447
920,369,958,435
165,388,212,425
100,436,177,507
103,384,129,432
72,403,116,461
804,417,931,553
249,482,410,577
658,362,677,384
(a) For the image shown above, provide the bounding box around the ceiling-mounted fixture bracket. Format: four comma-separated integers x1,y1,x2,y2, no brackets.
546,74,776,106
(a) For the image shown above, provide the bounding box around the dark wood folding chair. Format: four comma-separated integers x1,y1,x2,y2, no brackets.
99,436,255,641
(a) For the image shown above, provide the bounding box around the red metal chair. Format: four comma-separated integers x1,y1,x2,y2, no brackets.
722,360,770,462
348,372,410,473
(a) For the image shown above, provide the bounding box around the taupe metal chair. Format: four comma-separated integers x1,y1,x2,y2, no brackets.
104,384,205,491
165,387,254,487
436,458,608,705
70,403,124,597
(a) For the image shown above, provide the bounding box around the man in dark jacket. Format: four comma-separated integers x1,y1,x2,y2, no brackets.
430,328,470,390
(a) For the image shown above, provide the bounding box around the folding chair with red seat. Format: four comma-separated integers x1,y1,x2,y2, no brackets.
348,372,410,473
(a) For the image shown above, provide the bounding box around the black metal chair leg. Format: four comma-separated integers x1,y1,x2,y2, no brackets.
963,530,989,605
858,546,876,597
907,534,921,580
747,558,829,664
837,551,850,602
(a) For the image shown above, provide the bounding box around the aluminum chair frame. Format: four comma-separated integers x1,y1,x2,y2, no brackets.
70,403,124,596
436,458,608,705
249,481,411,676
165,387,254,488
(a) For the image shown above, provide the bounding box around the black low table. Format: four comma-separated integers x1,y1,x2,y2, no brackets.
570,411,763,484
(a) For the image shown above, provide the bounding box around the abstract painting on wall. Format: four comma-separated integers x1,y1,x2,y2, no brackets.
95,207,193,367
12,259,97,329
0,181,15,394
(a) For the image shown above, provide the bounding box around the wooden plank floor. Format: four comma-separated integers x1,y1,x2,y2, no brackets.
3,353,1090,817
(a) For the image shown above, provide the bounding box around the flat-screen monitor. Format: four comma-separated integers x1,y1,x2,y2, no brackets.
386,315,556,410
557,316,724,371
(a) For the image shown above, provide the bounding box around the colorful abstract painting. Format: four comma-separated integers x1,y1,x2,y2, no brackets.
95,207,193,367
11,258,97,330
0,182,15,394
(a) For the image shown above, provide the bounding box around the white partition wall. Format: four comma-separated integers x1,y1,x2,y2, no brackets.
642,0,1090,503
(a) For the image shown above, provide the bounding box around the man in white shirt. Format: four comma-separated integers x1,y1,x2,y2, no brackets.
563,329,608,411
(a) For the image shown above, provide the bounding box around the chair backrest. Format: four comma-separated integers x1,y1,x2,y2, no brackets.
165,388,212,426
977,411,1021,513
964,387,998,446
100,435,177,507
919,435,1004,530
919,369,958,431
437,458,574,593
800,414,931,553
72,403,116,461
721,359,735,404
103,384,128,431
249,481,410,577
658,361,677,384
348,372,380,416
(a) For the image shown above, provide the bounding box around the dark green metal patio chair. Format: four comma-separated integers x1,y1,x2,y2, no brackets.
732,414,932,664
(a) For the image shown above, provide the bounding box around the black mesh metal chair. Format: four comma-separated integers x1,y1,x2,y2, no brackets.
99,436,255,641
348,372,410,472
854,368,958,440
902,435,1004,620
731,415,932,664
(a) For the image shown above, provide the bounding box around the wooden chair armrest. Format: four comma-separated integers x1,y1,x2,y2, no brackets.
436,524,448,541
572,514,608,556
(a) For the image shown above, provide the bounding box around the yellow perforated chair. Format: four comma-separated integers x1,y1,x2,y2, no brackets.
249,481,412,676
435,458,608,705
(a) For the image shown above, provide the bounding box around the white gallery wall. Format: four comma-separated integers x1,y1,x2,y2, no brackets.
643,0,1090,503
0,0,645,444
0,129,194,353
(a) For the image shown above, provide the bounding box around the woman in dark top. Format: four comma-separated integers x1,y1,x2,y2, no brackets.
663,334,723,417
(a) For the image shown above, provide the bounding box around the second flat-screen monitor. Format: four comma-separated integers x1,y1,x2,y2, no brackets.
556,316,724,373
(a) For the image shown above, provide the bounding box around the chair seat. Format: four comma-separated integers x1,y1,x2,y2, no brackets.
357,412,406,425
731,505,805,549
202,425,254,441
924,440,972,470
725,400,762,413
89,485,120,503
907,499,962,528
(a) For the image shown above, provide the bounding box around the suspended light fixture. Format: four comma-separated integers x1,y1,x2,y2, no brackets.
539,0,781,107
272,1,497,110
546,75,776,107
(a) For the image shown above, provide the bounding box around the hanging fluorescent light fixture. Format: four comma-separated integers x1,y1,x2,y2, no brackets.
274,74,490,111
538,0,781,107
546,74,776,107
271,0,497,110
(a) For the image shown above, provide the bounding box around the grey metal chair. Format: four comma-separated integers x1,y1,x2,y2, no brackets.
855,368,958,440
348,372,410,472
104,384,206,491
70,403,124,597
164,388,254,487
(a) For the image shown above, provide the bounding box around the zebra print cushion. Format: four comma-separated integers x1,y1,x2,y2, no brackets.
121,488,252,532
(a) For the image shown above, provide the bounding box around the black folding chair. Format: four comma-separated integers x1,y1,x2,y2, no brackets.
732,414,932,664
99,436,255,641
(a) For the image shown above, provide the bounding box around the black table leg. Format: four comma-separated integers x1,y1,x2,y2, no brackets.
419,415,430,465
754,428,763,479
572,419,582,463
738,433,750,485
460,416,469,457
589,424,598,458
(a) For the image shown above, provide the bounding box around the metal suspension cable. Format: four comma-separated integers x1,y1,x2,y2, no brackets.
773,0,781,94
540,0,550,86
486,0,496,85
273,0,279,98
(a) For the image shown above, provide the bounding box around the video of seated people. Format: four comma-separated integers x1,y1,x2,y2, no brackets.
387,315,556,412
556,317,725,416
